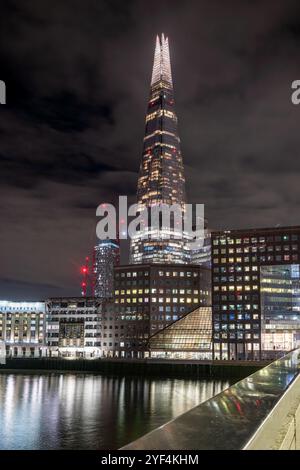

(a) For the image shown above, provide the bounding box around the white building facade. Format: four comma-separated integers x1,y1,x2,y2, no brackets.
0,300,47,357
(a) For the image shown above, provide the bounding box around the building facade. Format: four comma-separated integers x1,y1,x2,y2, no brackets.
189,228,212,268
211,226,300,360
98,301,124,358
0,301,46,357
260,264,300,357
130,34,187,265
46,297,102,358
100,263,211,358
93,239,120,298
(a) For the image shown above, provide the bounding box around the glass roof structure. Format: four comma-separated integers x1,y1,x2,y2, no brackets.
148,306,212,353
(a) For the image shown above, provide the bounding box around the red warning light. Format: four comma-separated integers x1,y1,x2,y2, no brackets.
80,255,91,297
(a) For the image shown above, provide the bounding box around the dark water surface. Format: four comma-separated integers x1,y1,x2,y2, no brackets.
0,373,231,449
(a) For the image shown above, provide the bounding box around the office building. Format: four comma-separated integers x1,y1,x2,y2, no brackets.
46,297,102,358
211,226,300,360
98,300,123,358
189,228,212,267
0,300,46,357
101,263,211,358
130,34,187,264
260,264,300,357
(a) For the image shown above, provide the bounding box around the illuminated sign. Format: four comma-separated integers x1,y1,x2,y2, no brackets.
0,301,45,312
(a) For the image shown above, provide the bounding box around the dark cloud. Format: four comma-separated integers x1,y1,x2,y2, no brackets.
0,277,65,301
1,0,300,298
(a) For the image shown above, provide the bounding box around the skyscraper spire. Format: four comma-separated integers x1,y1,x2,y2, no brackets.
130,35,186,264
151,34,173,87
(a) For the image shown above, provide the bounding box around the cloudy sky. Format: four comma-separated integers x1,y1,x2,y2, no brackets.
1,0,300,299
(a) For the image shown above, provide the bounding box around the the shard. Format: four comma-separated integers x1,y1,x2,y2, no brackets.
130,34,187,264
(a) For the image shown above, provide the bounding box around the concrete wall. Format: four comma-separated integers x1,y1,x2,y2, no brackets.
0,357,263,378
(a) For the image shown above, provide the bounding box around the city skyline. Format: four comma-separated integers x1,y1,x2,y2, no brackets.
1,0,300,299
1,1,300,457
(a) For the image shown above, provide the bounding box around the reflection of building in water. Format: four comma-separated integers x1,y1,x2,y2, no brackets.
0,373,230,450
260,264,300,354
149,306,212,360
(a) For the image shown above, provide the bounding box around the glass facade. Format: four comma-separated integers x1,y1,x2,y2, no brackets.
99,264,211,358
149,306,212,360
130,34,187,264
190,228,212,268
260,264,300,354
93,239,120,298
211,226,300,360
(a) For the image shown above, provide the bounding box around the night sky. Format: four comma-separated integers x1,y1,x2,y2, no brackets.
1,0,300,300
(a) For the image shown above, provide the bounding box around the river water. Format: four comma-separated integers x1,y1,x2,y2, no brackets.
0,373,231,449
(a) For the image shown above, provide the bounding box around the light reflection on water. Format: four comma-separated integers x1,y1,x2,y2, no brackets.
0,373,231,449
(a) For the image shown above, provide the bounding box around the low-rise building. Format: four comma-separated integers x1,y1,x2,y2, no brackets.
0,300,46,357
46,297,102,358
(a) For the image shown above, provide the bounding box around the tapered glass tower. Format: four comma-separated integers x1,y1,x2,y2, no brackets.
130,34,187,264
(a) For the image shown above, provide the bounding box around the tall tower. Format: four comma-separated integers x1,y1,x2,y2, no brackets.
130,34,186,264
93,239,120,299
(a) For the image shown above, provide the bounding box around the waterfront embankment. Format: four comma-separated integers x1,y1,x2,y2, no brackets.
0,357,268,378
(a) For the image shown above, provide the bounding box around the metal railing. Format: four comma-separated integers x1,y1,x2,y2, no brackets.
122,348,300,450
